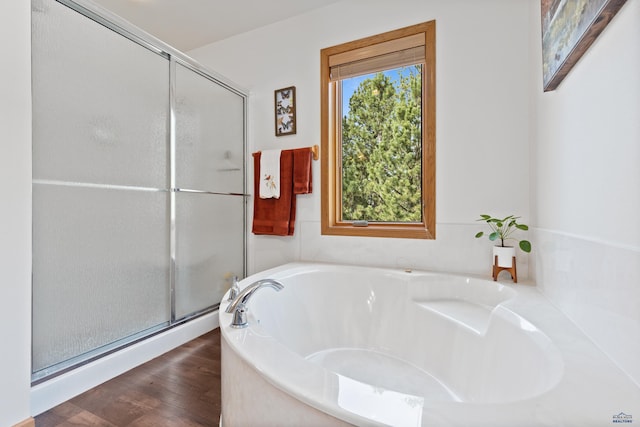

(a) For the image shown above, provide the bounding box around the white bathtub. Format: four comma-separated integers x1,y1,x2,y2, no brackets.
219,263,640,426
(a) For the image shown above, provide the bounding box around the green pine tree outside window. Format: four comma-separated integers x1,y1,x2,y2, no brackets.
341,66,423,223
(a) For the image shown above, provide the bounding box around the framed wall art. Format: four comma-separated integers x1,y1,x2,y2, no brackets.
274,86,296,136
541,0,628,91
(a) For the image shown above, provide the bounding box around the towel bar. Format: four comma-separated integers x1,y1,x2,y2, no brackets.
254,145,319,161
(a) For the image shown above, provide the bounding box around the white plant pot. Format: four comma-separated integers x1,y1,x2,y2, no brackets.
493,246,515,268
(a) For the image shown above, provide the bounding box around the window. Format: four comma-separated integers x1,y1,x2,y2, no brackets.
320,21,436,239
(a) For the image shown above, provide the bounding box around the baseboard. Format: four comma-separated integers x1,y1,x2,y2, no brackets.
13,417,35,427
31,310,219,416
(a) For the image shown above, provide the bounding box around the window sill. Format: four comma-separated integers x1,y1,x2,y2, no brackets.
321,222,435,239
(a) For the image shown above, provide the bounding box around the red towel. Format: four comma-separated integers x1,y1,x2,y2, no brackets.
292,147,313,195
252,147,314,236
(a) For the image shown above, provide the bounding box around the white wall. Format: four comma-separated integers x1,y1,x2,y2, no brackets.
190,0,532,277
0,0,33,425
530,0,640,384
532,0,639,245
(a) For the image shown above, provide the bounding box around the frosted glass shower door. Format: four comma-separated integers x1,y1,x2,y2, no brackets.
32,186,170,373
32,0,170,376
174,193,245,319
174,63,246,319
31,0,247,381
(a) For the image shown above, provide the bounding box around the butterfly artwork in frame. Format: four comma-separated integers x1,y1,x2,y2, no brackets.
274,86,296,136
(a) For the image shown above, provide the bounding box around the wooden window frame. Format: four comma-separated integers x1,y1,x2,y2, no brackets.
320,21,436,239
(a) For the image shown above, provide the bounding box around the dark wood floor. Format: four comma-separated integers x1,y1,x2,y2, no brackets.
35,329,222,427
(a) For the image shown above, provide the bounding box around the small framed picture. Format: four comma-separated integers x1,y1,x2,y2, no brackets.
274,86,296,136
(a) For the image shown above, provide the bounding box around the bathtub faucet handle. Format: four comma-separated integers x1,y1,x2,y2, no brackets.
227,276,240,302
225,278,284,328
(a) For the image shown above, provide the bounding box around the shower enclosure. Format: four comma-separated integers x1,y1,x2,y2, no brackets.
31,0,247,382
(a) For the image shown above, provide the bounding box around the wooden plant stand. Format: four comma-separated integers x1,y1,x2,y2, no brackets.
493,255,517,283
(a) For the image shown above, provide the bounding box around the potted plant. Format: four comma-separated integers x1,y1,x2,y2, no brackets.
475,214,532,271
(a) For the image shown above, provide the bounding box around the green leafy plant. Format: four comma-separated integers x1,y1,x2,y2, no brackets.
475,214,532,253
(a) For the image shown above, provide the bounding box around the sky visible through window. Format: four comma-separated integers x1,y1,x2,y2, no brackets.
341,68,415,116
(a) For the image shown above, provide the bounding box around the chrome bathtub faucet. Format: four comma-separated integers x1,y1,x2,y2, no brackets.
225,279,284,328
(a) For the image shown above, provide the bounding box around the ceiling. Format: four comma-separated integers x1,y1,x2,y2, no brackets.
90,0,343,52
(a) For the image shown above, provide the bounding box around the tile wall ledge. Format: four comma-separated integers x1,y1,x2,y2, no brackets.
533,226,640,252
532,228,640,387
